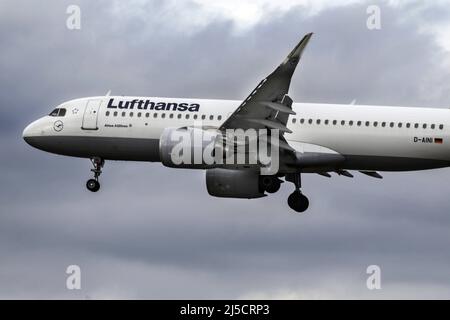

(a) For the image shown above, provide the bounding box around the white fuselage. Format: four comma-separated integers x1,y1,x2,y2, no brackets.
23,96,450,172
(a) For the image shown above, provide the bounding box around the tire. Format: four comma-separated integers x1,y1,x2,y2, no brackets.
288,191,309,213
86,179,100,192
260,176,281,194
265,181,281,193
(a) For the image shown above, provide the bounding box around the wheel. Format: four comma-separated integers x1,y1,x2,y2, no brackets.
260,176,282,194
86,179,100,192
287,191,309,213
265,181,281,193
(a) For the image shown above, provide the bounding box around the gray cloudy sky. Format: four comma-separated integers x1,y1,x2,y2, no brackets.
2,0,450,299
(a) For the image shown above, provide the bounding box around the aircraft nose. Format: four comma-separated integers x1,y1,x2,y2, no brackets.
22,123,32,142
23,118,56,152
22,120,40,146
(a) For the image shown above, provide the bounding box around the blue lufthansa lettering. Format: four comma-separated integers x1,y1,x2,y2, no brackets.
107,98,200,112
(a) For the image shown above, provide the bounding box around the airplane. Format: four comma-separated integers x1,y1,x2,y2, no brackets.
23,33,450,213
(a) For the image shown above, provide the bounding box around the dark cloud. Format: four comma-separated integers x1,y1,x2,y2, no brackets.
1,0,450,298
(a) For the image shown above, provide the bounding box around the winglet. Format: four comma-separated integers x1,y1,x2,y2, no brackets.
281,32,313,68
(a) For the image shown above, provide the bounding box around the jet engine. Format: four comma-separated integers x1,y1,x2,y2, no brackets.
159,127,220,169
206,168,282,199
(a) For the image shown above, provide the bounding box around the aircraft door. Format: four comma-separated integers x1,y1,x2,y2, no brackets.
82,99,102,130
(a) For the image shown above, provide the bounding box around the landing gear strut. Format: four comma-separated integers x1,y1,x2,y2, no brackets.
86,157,104,192
286,173,309,213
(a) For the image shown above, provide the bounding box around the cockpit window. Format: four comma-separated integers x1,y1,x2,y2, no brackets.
49,108,67,117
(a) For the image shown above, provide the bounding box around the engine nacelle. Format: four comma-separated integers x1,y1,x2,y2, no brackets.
159,127,220,169
206,168,266,199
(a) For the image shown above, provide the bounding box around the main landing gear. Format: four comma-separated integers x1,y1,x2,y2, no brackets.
86,157,104,192
286,173,309,213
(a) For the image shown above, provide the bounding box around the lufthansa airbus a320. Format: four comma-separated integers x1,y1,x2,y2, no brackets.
23,34,450,213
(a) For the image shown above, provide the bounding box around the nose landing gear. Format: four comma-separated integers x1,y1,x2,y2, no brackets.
86,157,104,192
86,179,100,192
286,173,309,213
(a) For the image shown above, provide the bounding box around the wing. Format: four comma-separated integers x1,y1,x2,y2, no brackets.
217,33,313,173
220,33,313,133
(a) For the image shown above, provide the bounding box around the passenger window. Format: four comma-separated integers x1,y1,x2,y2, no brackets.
414,123,419,128
292,118,297,124
439,124,444,130
218,115,222,121
341,120,345,125
333,120,337,125
374,121,378,127
170,114,174,119
186,114,190,119
113,111,118,117
308,119,313,124
423,124,427,129
130,112,134,117
365,121,370,127
122,112,126,117
398,123,402,128
138,112,142,118
317,119,321,125
390,122,394,128
177,114,182,119
146,113,150,118
162,113,166,118
325,120,329,125
431,124,435,129
201,115,206,120
349,120,353,126
154,113,158,118
106,111,110,116
406,123,411,128
382,122,386,127
357,121,361,126
210,115,214,120
300,119,305,124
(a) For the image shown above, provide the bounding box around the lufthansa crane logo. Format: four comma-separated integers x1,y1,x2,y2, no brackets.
53,120,64,132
